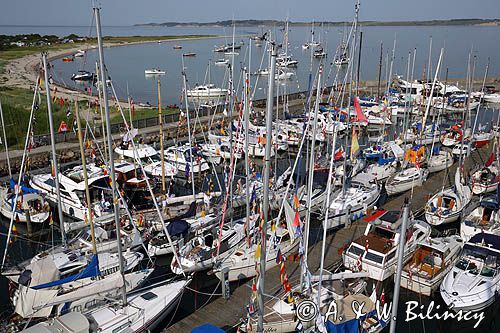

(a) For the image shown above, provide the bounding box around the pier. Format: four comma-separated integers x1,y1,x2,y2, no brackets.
166,143,491,332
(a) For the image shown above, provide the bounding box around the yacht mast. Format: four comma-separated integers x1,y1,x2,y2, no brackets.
42,53,66,246
389,199,411,333
0,99,11,178
301,66,322,292
257,41,277,333
158,78,166,195
244,67,251,243
95,61,108,161
181,59,197,199
94,6,127,305
75,101,98,254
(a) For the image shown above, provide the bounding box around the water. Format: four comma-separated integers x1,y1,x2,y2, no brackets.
3,25,498,105
1,24,500,332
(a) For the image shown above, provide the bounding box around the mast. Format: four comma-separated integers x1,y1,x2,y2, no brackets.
95,61,107,161
94,6,127,305
376,42,383,103
158,78,166,195
389,199,411,333
257,41,277,333
42,53,66,246
301,66,322,291
182,69,196,199
0,99,11,178
75,101,97,254
244,67,251,244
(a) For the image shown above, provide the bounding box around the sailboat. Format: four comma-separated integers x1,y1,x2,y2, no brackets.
471,153,500,194
461,190,500,241
424,168,472,225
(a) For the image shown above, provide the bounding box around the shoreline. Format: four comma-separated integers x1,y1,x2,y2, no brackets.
0,34,230,108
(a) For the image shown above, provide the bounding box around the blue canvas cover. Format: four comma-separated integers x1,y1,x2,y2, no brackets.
167,219,190,237
191,324,225,333
31,255,100,290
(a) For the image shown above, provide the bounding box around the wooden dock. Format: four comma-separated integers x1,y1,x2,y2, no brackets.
165,143,491,332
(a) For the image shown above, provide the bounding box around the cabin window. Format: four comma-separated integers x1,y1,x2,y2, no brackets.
141,292,158,301
365,251,384,264
348,245,365,256
386,250,397,262
454,259,470,271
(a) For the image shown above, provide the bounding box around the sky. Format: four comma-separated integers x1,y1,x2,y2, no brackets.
1,0,499,26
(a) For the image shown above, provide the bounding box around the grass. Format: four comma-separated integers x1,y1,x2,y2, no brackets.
0,86,91,148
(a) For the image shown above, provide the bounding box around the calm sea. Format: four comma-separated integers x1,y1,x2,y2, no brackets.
1,25,499,105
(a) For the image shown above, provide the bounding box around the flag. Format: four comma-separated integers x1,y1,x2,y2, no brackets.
486,152,495,167
276,248,282,264
49,212,54,226
350,128,359,159
51,160,55,178
380,289,386,305
293,211,300,228
293,194,300,210
255,244,261,260
354,96,368,123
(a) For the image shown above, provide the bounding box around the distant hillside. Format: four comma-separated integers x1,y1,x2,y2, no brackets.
135,18,500,28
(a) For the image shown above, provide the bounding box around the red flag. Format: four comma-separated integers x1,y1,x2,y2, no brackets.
293,211,300,228
354,97,368,123
485,153,495,167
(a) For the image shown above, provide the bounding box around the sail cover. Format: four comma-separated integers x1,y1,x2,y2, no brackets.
31,255,100,290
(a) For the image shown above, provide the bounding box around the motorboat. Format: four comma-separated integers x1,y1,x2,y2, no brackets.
144,68,165,75
71,70,94,81
385,167,429,196
173,45,183,50
186,84,228,98
29,164,114,222
425,169,472,226
114,142,178,179
343,209,432,281
323,180,380,228
440,233,500,311
484,93,500,104
74,49,85,57
200,142,240,163
214,58,229,66
400,234,464,296
471,160,500,194
313,48,327,58
276,54,298,68
275,70,295,81
0,182,50,224
182,52,196,57
163,145,210,176
461,194,500,241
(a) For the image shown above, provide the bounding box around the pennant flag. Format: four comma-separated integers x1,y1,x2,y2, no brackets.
255,244,261,260
49,212,54,226
350,128,360,159
485,152,495,167
270,220,276,232
293,211,300,228
293,194,300,210
276,248,282,264
51,160,55,178
354,97,368,123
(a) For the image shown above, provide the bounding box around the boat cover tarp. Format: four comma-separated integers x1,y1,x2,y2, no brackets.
326,309,386,333
31,254,100,290
15,258,59,318
377,157,395,165
167,219,190,237
10,178,40,194
468,233,500,251
191,324,225,333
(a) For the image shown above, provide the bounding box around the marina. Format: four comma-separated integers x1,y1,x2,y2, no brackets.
1,1,500,333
